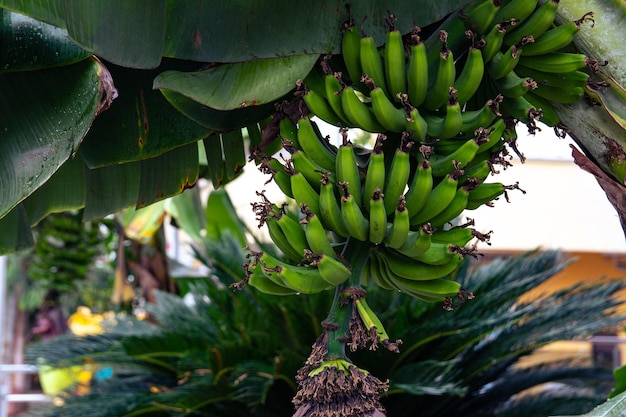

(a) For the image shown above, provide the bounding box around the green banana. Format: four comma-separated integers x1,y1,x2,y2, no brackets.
274,206,310,259
265,214,305,263
305,250,351,286
504,0,559,46
518,52,597,73
387,274,461,301
524,92,561,127
499,94,542,126
377,245,463,281
482,19,519,63
454,37,486,106
515,65,590,89
248,272,299,296
492,70,538,98
532,83,585,104
319,172,350,237
322,67,352,127
477,118,507,153
404,98,429,142
279,117,299,146
396,224,433,258
407,26,429,108
383,135,412,213
404,159,433,218
336,137,363,208
339,182,370,242
425,30,456,111
301,87,343,127
427,182,475,228
493,0,538,24
487,36,533,80
384,13,407,100
340,85,385,133
410,166,462,226
429,137,481,177
431,225,488,246
289,168,322,218
262,157,293,199
259,251,333,294
341,16,364,86
424,88,464,139
297,116,337,172
459,157,492,184
368,188,388,244
283,141,325,192
355,297,394,344
460,95,503,134
363,134,386,213
301,205,336,258
365,76,407,133
409,242,467,266
466,181,524,209
462,0,501,35
384,196,410,249
367,251,395,290
522,11,594,56
360,28,389,97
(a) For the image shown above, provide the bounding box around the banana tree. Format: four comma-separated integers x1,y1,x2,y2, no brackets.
3,0,626,416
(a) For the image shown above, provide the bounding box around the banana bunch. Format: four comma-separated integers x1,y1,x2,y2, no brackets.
249,0,598,304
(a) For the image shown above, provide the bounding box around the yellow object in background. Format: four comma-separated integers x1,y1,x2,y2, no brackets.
67,306,104,336
38,364,83,396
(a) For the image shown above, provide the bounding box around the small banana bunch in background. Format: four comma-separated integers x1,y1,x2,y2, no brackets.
244,0,599,309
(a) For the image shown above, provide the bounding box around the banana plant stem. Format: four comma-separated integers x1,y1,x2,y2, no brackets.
323,238,371,359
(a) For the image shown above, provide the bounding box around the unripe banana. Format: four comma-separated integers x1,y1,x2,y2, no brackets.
305,250,351,286
322,69,352,127
368,188,388,244
383,134,412,213
386,274,462,302
524,92,561,127
262,157,293,199
476,118,507,153
425,30,456,111
283,140,325,192
319,172,350,237
360,28,389,97
404,159,433,218
259,251,333,294
504,0,559,46
466,181,524,209
364,76,406,133
377,245,463,281
411,242,466,266
396,224,433,258
487,35,533,80
363,134,386,212
522,12,594,56
515,65,590,89
410,166,463,226
461,0,501,35
274,206,310,259
403,96,429,142
460,95,503,134
429,138,481,177
427,182,476,228
407,27,429,108
482,19,518,63
265,214,305,263
289,168,322,218
499,94,542,126
336,136,363,208
279,117,299,146
384,196,410,249
425,88,463,139
301,205,336,258
453,36,485,106
339,182,370,242
248,272,299,296
518,52,597,74
384,13,407,101
354,297,395,345
493,0,538,24
532,83,585,104
341,16,364,86
297,116,337,172
431,225,486,246
492,70,538,98
301,88,343,127
340,85,385,133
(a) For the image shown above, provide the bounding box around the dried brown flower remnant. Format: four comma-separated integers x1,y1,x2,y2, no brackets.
293,359,388,417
